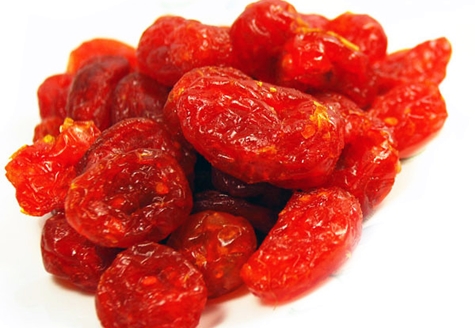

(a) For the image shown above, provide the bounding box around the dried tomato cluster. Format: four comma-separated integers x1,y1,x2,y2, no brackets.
5,0,450,327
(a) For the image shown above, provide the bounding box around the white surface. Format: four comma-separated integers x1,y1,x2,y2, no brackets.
1,0,474,327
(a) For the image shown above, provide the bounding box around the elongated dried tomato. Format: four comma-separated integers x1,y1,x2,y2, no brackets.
67,38,137,74
137,15,236,86
66,55,131,130
369,82,448,158
41,212,119,292
241,187,363,303
167,210,257,298
65,148,192,248
110,72,170,124
5,119,100,216
373,37,452,93
96,242,207,328
174,66,344,189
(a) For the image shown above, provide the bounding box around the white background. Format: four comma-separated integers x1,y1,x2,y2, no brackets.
1,0,474,327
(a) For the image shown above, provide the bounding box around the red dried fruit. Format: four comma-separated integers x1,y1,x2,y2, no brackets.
41,211,119,292
173,66,344,189
110,72,170,125
33,116,64,142
373,37,452,93
316,92,400,216
77,117,195,179
96,242,207,328
369,82,448,158
326,12,388,63
66,55,131,130
137,15,236,86
5,119,100,216
229,0,306,81
193,190,278,234
299,13,329,29
241,187,363,303
167,210,257,298
37,73,73,119
65,148,192,248
67,38,137,74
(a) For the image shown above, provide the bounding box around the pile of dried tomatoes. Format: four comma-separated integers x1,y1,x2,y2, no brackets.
5,0,451,327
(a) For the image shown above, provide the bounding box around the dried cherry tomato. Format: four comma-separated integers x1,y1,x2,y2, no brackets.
37,73,72,119
41,211,120,292
137,15,236,86
110,72,170,124
67,38,137,74
326,12,388,63
65,148,192,248
5,119,100,216
167,210,257,298
240,187,363,303
369,82,448,158
229,0,306,82
66,55,131,130
33,116,64,142
193,190,278,234
77,117,195,179
373,37,452,93
95,242,207,328
173,66,344,189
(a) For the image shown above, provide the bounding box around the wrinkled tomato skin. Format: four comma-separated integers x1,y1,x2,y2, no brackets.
167,210,257,299
67,38,137,74
77,117,195,179
373,37,451,93
193,190,278,235
137,16,236,86
41,212,120,293
66,56,131,130
33,116,64,142
65,148,192,248
96,242,207,328
369,82,448,159
174,66,344,189
5,119,100,216
315,92,400,217
240,187,363,303
110,72,170,125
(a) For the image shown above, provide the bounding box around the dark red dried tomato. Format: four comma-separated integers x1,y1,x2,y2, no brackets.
193,190,278,234
229,0,306,82
167,210,257,298
326,12,388,63
66,55,131,130
173,66,344,189
67,38,137,74
65,148,192,248
241,187,363,303
77,117,195,179
41,211,120,293
95,242,207,328
5,119,100,216
369,82,448,158
137,15,236,86
37,73,72,119
110,72,170,124
373,37,452,93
